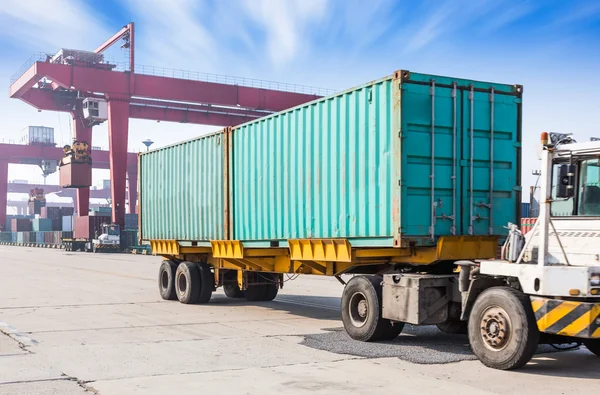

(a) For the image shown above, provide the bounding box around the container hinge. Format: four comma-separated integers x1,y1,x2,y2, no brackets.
468,88,474,100
475,201,491,209
398,179,402,186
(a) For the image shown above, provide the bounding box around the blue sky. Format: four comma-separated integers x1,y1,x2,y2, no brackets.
0,0,599,194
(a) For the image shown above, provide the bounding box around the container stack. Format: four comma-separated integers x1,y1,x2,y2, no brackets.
41,207,63,231
0,207,81,248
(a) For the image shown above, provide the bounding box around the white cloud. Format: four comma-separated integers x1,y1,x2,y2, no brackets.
240,0,328,67
0,0,111,51
121,0,217,71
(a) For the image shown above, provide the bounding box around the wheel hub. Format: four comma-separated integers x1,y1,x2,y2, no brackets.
357,300,368,318
480,306,511,351
348,292,369,328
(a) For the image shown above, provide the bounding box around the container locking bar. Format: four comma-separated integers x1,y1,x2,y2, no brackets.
488,87,495,235
430,80,436,241
451,82,457,235
469,85,475,235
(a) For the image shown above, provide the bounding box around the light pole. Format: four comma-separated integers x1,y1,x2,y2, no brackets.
142,139,154,151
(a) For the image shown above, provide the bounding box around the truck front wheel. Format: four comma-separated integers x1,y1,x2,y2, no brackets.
341,275,402,342
583,339,600,356
468,287,539,370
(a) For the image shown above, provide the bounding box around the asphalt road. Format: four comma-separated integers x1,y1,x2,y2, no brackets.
0,245,598,394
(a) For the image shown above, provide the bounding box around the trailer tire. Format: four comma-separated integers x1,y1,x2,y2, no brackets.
175,262,200,304
261,273,279,301
158,260,178,301
468,287,539,370
583,339,600,356
245,284,266,302
223,271,245,298
341,275,392,342
196,262,214,304
437,320,468,335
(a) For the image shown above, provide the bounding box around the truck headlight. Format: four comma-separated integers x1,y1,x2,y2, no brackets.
591,274,600,287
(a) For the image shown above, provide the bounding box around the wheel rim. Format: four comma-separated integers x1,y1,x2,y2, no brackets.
348,291,369,328
480,306,512,351
161,270,170,291
177,273,187,294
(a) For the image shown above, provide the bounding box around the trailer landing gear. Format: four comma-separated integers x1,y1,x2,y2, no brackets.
468,287,539,370
341,275,404,342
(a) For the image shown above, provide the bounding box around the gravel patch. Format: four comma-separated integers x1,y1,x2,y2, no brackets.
301,325,568,364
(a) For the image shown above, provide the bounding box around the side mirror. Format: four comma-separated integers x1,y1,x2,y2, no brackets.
556,164,576,198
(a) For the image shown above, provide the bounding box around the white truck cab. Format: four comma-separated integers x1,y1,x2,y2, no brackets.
92,224,121,253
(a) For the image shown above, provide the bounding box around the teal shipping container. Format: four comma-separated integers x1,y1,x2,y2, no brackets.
140,70,521,248
140,132,226,242
32,218,53,232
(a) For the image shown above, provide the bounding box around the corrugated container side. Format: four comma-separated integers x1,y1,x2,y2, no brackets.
11,219,32,232
62,216,74,232
230,71,521,246
60,207,75,217
231,78,396,245
124,214,138,230
140,132,226,242
32,218,53,232
73,216,111,239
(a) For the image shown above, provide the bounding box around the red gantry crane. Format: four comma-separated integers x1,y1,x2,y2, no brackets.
7,22,325,227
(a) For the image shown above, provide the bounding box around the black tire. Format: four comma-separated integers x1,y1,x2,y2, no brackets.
158,260,177,301
245,284,266,301
381,321,405,341
583,339,600,356
196,262,214,304
223,271,245,298
341,275,392,342
175,262,200,304
259,273,279,301
437,320,468,335
468,287,539,370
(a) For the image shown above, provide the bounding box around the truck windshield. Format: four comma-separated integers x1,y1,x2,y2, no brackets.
107,226,119,236
551,159,600,216
578,159,600,216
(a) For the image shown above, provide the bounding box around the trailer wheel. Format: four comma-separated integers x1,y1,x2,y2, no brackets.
158,260,178,300
196,262,214,304
245,284,266,301
223,271,245,298
341,275,394,342
583,339,600,356
175,262,200,304
261,273,279,301
437,320,468,335
468,287,539,370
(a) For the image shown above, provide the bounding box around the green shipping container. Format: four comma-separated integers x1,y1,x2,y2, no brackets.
140,70,522,248
140,132,226,242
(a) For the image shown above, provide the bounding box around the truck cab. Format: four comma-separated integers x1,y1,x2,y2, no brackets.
471,133,600,368
92,224,121,253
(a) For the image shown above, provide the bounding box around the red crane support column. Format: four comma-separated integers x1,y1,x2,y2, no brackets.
72,115,93,216
127,171,137,214
107,99,130,227
0,160,8,232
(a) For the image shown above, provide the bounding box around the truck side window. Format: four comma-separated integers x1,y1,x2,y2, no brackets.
578,159,600,216
551,163,575,216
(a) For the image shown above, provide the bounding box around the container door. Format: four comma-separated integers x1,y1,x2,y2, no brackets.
461,87,521,236
401,81,462,241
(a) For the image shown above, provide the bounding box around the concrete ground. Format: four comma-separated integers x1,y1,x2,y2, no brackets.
0,246,598,395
